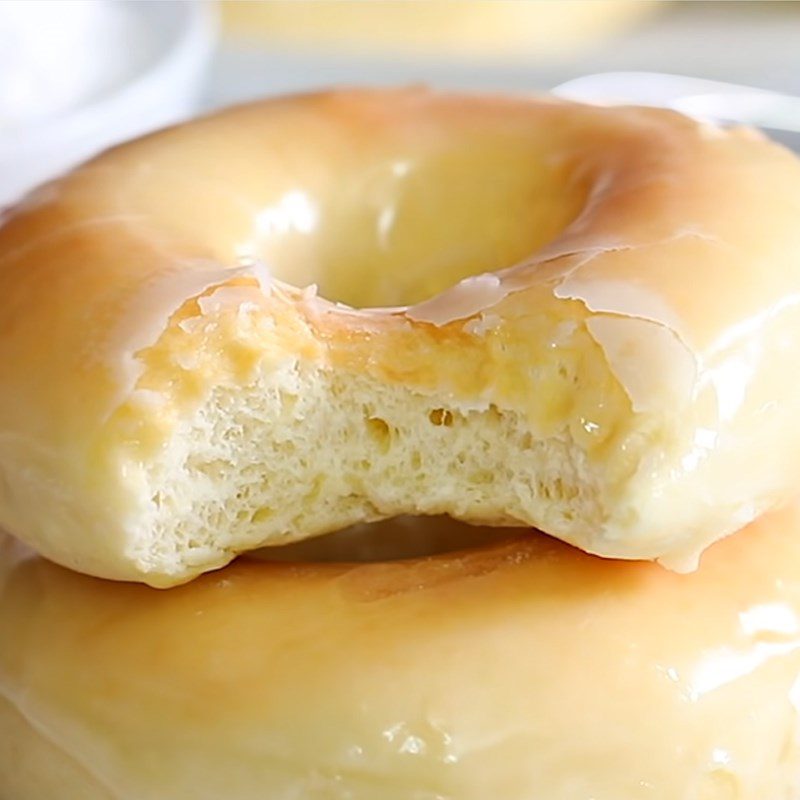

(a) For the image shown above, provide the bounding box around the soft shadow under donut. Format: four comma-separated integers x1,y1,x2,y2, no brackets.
245,515,519,564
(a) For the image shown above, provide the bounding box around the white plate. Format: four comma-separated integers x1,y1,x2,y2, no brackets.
0,0,216,206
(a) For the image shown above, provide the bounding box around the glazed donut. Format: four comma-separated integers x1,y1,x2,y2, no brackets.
1,88,800,586
2,510,800,799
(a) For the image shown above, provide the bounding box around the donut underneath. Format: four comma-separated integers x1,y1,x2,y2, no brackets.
2,509,800,799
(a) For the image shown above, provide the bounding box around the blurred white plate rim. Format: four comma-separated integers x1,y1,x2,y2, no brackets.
554,71,800,134
0,1,216,205
0,0,215,150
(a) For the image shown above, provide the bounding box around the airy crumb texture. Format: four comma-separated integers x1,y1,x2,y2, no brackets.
133,362,602,581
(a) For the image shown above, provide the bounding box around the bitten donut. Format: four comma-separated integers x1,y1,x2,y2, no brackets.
1,89,800,586
2,511,800,799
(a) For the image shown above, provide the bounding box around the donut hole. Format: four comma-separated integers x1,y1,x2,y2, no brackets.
247,515,517,563
120,99,589,309
307,142,585,308
114,96,593,315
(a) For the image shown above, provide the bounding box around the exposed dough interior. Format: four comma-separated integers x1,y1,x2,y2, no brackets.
117,267,637,580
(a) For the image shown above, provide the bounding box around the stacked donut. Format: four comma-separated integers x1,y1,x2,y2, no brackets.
2,89,800,799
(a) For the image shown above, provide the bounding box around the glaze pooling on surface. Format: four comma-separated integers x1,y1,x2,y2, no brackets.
3,510,800,798
1,88,800,584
